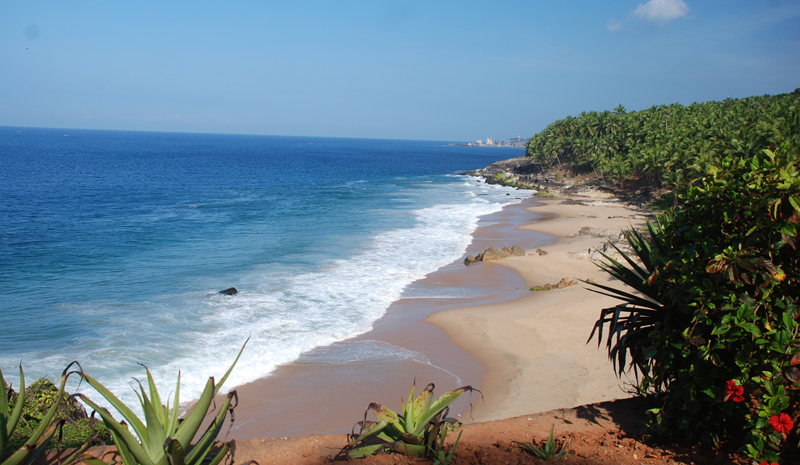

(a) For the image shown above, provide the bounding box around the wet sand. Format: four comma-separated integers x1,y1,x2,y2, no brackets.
429,195,652,421
226,196,551,439
225,191,649,439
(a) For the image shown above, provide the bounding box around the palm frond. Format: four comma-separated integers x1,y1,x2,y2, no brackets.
586,217,670,378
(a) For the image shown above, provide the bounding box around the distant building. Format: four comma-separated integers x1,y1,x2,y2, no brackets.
461,134,525,147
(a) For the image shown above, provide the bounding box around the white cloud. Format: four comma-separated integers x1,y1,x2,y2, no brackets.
634,0,690,22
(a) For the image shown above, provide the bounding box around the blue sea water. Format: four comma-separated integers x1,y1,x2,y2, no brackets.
0,126,530,406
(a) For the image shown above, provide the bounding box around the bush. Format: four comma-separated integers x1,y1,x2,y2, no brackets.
589,145,799,462
6,378,112,452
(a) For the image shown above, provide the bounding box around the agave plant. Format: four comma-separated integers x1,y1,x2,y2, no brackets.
336,382,477,460
1,363,77,465
78,340,247,465
513,426,572,461
431,430,462,465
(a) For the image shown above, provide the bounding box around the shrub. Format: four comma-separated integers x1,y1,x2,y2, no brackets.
588,145,799,462
6,378,111,452
1,364,82,465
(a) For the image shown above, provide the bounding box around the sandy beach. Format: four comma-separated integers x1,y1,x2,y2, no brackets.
221,187,652,442
428,193,652,422
61,190,677,465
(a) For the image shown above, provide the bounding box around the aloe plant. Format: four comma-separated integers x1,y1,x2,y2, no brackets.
513,426,572,461
431,430,462,465
1,363,76,465
78,340,247,465
336,382,477,460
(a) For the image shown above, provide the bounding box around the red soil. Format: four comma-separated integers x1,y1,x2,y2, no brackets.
54,398,758,465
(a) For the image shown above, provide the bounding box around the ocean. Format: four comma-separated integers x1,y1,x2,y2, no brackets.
0,126,531,408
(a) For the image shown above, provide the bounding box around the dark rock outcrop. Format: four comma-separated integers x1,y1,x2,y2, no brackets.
219,287,238,296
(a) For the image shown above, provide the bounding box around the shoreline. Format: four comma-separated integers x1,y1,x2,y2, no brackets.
427,194,652,421
64,190,670,464
224,192,550,439
224,187,651,440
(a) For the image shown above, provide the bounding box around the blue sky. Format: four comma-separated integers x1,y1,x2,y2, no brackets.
1,0,799,141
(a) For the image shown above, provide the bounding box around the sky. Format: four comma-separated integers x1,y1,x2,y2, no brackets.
1,0,799,141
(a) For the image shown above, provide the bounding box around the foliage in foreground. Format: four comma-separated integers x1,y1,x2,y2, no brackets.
336,382,477,461
79,340,247,465
513,426,572,461
3,340,246,465
588,145,799,462
1,364,79,465
5,378,111,453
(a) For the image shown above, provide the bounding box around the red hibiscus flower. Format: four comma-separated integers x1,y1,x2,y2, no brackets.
758,461,778,465
768,413,794,434
724,380,744,402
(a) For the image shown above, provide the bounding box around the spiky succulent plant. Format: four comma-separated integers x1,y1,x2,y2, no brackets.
514,426,572,461
78,340,247,465
337,382,477,460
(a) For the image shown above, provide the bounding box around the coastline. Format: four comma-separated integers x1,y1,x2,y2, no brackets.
225,187,651,440
427,194,652,421
224,192,549,439
67,190,670,465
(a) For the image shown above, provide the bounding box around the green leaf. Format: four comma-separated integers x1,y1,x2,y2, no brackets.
172,378,215,451
80,455,111,465
203,443,231,465
3,365,26,445
80,373,148,442
410,386,472,437
711,325,730,335
215,338,249,395
789,194,800,212
166,372,181,438
184,392,234,465
78,395,156,465
144,368,165,428
345,444,389,459
166,439,186,465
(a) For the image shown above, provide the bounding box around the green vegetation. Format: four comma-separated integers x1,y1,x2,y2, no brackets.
513,426,572,460
79,340,247,465
587,146,799,462
526,89,800,188
529,286,553,292
3,341,246,465
489,173,532,189
5,378,111,453
533,191,557,198
1,364,78,465
336,382,476,460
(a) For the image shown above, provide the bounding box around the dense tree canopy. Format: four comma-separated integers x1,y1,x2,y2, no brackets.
525,89,800,188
